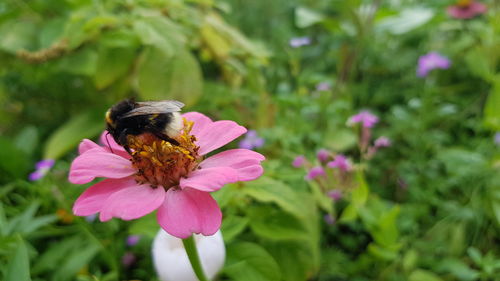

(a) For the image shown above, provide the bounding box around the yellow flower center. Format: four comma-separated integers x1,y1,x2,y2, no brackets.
128,119,200,188
457,0,472,7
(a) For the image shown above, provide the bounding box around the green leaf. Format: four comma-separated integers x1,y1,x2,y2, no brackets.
5,235,31,281
224,242,281,281
0,136,30,180
265,241,313,281
133,16,185,58
136,47,202,106
221,215,248,242
14,126,39,156
57,47,98,76
376,8,434,35
0,20,38,53
408,269,444,281
325,128,357,151
247,205,307,241
129,213,160,239
94,46,137,89
295,7,325,28
52,240,100,281
484,78,500,130
43,110,104,159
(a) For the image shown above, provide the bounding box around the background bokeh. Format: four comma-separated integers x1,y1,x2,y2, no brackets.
0,0,499,280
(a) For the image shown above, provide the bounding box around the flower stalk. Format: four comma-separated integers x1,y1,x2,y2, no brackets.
182,236,210,281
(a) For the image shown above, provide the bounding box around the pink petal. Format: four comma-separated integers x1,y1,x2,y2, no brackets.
157,188,222,239
182,112,213,137
99,131,126,153
200,149,265,181
99,184,166,221
195,121,247,155
180,167,239,192
78,139,101,154
69,148,135,184
73,177,136,216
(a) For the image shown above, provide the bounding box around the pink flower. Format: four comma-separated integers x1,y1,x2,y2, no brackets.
238,130,264,150
374,136,391,148
327,189,342,201
327,155,352,172
69,112,265,239
447,0,487,19
29,159,55,181
292,155,306,168
417,52,451,77
348,111,379,128
305,166,325,181
317,149,330,163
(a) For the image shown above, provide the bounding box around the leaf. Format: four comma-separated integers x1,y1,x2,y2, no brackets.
0,20,38,53
14,126,39,156
136,47,202,107
484,78,500,131
408,269,444,281
5,235,31,281
0,136,30,180
94,46,137,89
247,205,307,241
43,110,104,159
265,241,314,281
295,7,325,28
376,8,434,35
221,215,248,242
52,240,100,281
57,47,98,76
224,242,281,281
133,16,185,58
128,213,160,239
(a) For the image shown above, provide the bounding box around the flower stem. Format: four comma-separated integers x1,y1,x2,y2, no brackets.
182,235,210,281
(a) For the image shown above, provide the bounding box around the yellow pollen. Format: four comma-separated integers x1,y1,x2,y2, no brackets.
128,119,199,189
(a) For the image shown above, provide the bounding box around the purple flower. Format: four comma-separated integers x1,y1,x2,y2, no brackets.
292,155,306,168
126,235,141,246
327,155,352,172
494,132,500,145
327,189,343,201
324,214,336,225
289,37,311,48
317,149,330,163
305,166,325,180
122,252,136,267
374,136,391,148
447,1,487,19
238,130,264,150
29,159,55,181
348,111,379,128
417,52,451,77
316,82,331,92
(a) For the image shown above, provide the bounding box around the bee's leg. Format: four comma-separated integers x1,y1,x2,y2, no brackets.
118,129,133,155
151,131,180,146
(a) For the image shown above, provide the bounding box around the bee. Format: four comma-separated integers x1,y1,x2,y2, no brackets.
105,99,185,153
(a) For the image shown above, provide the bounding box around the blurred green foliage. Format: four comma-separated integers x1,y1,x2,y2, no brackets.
1,0,500,280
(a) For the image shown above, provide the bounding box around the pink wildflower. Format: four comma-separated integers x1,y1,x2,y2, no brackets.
374,136,391,148
348,111,379,128
417,52,451,77
292,155,306,168
29,159,55,181
305,166,325,181
327,189,343,201
317,149,330,163
327,155,352,172
324,214,336,225
69,112,265,239
447,0,487,19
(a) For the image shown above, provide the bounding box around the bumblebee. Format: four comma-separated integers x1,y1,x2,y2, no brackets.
105,99,185,153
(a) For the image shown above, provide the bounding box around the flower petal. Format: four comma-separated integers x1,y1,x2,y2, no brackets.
179,167,239,192
78,139,102,155
99,131,126,152
69,148,135,184
157,188,222,239
183,112,213,137
73,177,135,216
200,149,265,181
99,184,166,221
195,121,247,155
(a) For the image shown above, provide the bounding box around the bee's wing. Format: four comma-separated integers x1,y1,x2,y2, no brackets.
122,100,185,118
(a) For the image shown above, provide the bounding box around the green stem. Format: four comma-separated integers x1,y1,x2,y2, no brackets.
182,235,210,281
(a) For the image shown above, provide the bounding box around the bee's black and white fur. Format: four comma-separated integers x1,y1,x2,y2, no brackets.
105,99,184,153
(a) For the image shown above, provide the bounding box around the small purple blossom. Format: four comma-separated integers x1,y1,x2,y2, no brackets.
374,136,391,148
348,111,379,128
317,149,330,163
447,1,487,19
122,252,136,267
316,82,331,92
324,214,336,225
239,130,264,150
29,159,55,181
327,155,352,172
289,37,311,48
328,189,343,201
126,235,141,246
417,52,451,77
305,166,325,181
292,155,306,168
85,214,97,222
